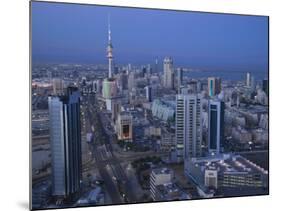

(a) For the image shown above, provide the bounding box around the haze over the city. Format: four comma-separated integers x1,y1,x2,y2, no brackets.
32,2,268,72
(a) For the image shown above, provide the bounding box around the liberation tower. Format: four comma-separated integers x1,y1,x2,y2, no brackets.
102,15,119,116
107,15,113,78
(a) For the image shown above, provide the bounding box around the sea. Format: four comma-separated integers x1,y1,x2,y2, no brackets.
184,70,268,81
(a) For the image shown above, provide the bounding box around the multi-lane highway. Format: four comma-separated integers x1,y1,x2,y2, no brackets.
85,94,137,204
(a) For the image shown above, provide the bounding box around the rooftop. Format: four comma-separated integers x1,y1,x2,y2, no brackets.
156,182,190,200
152,167,173,175
190,154,268,175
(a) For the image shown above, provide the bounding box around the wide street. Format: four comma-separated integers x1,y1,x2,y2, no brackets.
84,93,138,204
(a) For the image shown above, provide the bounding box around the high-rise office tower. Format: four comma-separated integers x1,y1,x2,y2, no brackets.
163,57,174,89
155,58,158,73
208,100,225,154
93,79,102,94
251,75,256,91
48,87,82,198
147,64,152,76
116,71,128,91
52,78,64,95
177,68,183,93
145,85,152,102
208,77,221,97
128,71,135,92
246,72,251,87
176,94,202,162
246,72,256,91
262,79,269,95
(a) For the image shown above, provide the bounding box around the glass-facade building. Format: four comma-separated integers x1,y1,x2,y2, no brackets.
208,100,225,154
48,87,82,198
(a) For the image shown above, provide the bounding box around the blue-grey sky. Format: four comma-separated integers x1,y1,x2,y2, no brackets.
31,1,268,72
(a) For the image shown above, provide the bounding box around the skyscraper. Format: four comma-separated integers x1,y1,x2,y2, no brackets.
52,78,64,95
183,94,202,160
208,100,225,154
262,79,269,95
245,72,255,91
155,58,158,73
177,67,183,93
175,95,185,162
48,87,82,198
246,72,251,87
145,85,152,102
176,94,202,162
251,75,256,91
163,57,174,89
208,77,221,97
128,71,135,92
146,64,152,76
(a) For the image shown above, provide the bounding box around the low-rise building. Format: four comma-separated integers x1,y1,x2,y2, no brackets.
144,126,161,137
151,99,175,122
150,168,174,200
185,154,268,197
160,129,175,151
152,182,191,201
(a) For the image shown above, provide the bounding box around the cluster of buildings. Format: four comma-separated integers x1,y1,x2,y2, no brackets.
32,17,269,207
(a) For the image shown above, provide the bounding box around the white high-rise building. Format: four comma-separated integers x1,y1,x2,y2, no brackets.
128,71,135,92
163,57,174,89
184,94,202,160
246,72,256,90
246,72,251,87
176,94,202,162
145,85,152,102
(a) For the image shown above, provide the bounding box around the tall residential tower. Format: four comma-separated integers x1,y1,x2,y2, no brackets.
176,94,202,162
163,57,174,89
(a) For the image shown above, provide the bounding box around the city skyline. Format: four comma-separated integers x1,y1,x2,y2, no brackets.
32,2,268,72
31,2,269,209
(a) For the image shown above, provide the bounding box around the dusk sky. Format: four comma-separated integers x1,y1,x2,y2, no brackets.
31,1,268,72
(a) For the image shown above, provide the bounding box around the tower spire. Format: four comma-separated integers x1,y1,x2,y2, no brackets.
107,13,113,78
108,13,111,44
